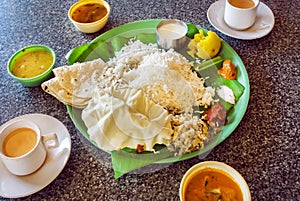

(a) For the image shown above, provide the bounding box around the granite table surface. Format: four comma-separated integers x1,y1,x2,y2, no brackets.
0,0,299,200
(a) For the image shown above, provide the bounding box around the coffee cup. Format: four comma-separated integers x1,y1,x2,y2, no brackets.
224,0,260,30
0,120,59,176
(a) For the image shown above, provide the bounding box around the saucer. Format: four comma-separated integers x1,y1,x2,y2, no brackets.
0,114,71,198
207,0,275,40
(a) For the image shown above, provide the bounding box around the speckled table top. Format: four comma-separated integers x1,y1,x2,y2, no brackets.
0,0,299,200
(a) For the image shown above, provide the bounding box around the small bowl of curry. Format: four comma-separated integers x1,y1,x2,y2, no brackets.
7,45,56,87
180,161,251,201
68,0,111,33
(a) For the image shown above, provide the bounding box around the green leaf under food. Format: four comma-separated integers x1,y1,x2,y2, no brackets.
110,36,131,52
219,99,234,112
220,77,245,101
89,41,115,62
121,144,167,154
178,47,195,62
111,148,174,179
211,77,244,112
193,57,245,102
66,36,133,65
65,43,92,65
192,56,244,113
193,56,224,87
136,33,157,44
186,23,199,39
65,34,157,65
66,40,115,64
194,56,224,71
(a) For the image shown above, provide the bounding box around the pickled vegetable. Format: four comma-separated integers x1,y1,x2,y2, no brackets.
187,30,221,59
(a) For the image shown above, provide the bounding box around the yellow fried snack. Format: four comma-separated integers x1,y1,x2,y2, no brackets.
187,30,221,59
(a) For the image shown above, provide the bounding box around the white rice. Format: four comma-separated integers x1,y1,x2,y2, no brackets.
93,39,216,155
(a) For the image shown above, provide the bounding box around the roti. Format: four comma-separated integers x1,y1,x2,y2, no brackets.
53,58,106,98
41,77,89,108
42,58,106,108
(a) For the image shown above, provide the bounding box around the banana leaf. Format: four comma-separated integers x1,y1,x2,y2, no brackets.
111,146,173,179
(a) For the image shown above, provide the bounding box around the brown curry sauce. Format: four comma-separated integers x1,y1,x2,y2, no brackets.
71,3,107,23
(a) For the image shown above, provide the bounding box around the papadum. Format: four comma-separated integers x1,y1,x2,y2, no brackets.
82,87,173,151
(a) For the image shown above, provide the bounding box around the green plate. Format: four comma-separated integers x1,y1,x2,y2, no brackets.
66,19,250,163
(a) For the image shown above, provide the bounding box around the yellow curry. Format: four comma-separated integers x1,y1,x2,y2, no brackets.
12,50,53,78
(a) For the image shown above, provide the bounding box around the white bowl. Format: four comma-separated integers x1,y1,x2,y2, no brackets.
180,161,251,201
68,0,111,33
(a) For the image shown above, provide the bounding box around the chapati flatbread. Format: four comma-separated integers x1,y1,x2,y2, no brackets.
53,58,106,99
42,77,89,108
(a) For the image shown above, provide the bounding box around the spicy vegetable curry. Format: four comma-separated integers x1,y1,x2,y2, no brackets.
184,168,243,201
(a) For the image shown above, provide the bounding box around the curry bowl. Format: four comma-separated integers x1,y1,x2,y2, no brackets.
68,0,111,33
7,45,56,87
180,161,251,201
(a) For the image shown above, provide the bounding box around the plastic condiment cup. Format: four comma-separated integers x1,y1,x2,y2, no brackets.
179,161,251,201
156,19,188,50
224,0,260,30
0,120,59,176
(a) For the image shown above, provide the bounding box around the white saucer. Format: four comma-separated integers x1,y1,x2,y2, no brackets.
0,114,71,198
207,0,275,40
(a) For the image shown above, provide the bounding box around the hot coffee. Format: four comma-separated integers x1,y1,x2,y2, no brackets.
228,0,255,9
224,0,259,30
2,127,37,157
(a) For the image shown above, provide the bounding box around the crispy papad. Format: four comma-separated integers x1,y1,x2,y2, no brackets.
82,87,173,151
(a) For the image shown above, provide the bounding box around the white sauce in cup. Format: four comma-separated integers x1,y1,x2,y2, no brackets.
157,23,187,39
156,19,187,50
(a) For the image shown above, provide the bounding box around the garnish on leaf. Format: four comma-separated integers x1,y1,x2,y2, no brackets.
204,102,226,127
136,144,145,153
218,60,237,80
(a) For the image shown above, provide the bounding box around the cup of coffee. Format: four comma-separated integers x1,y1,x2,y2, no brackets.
0,120,58,175
224,0,260,30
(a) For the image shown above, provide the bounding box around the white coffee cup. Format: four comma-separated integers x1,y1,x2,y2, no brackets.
0,120,59,176
224,0,260,30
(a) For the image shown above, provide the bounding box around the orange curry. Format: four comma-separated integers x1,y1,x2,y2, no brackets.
184,168,243,201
